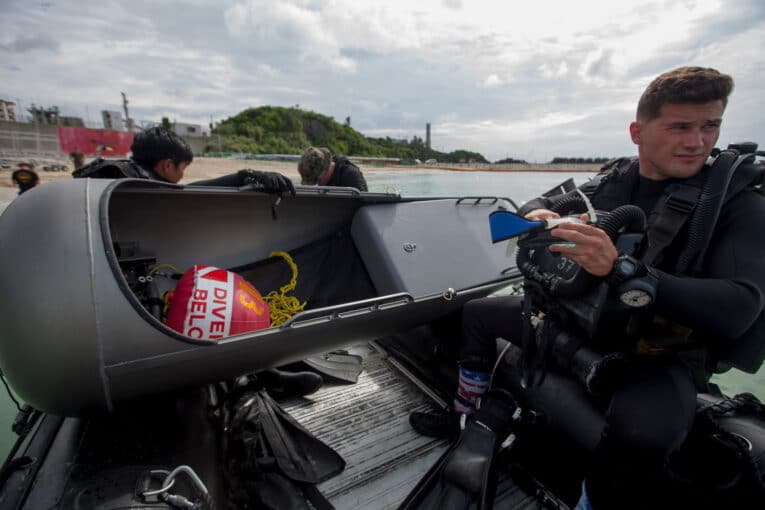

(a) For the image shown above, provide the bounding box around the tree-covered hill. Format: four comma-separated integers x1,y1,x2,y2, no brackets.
209,106,489,164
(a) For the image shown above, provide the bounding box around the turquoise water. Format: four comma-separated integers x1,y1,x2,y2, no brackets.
0,170,762,458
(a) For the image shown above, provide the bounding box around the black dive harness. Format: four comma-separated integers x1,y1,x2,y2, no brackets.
72,157,163,180
514,144,765,388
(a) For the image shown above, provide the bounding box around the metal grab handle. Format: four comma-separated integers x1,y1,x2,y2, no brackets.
455,196,519,211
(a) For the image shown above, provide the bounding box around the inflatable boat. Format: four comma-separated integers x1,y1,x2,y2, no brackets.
0,178,762,509
0,178,519,416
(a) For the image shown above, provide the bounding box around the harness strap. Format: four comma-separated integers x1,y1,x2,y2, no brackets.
519,282,566,388
642,184,701,265
518,290,537,389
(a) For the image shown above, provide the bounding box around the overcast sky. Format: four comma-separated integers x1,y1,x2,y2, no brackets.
2,0,763,162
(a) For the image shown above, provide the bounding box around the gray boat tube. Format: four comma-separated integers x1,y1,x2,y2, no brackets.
0,179,518,416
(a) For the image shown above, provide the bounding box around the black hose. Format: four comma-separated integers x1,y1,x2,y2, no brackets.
597,204,646,239
550,193,589,216
676,150,752,274
551,197,646,239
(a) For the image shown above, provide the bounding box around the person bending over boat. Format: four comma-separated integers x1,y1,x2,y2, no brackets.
410,67,765,508
298,146,368,191
73,126,324,399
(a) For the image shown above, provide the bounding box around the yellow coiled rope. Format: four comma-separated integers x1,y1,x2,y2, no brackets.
148,263,183,277
264,251,306,327
147,263,184,321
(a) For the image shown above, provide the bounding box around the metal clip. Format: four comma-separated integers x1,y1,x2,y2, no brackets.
665,189,699,213
500,433,516,450
140,465,211,509
512,407,522,421
271,195,282,221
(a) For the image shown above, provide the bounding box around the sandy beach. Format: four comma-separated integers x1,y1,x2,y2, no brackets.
1,156,600,191
0,157,422,190
0,157,426,211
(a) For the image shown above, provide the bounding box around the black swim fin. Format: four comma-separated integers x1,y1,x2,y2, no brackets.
226,387,345,509
256,389,345,483
398,390,518,510
301,350,364,384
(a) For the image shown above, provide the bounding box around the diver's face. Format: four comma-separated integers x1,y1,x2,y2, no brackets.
155,159,189,183
629,101,724,180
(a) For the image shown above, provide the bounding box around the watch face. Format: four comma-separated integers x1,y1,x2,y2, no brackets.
620,288,652,307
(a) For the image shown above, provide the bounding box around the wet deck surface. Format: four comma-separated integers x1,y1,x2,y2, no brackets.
282,342,548,509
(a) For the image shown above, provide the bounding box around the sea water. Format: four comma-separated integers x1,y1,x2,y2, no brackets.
0,170,763,458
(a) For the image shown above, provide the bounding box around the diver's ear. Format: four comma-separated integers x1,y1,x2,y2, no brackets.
155,158,172,172
629,121,641,145
153,158,175,181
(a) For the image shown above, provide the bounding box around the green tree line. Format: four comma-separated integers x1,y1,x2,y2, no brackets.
206,106,489,164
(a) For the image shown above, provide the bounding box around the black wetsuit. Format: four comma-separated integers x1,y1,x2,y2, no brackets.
326,156,367,191
72,158,167,181
460,167,765,508
73,159,295,194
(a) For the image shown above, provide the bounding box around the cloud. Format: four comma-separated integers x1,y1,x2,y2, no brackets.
540,61,569,79
0,34,59,53
483,74,504,88
0,0,762,163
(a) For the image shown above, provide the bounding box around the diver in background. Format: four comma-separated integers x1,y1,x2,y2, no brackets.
298,146,368,191
73,126,296,193
11,161,40,194
410,66,765,508
69,150,85,171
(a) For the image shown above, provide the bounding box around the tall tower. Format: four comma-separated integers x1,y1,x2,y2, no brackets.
426,123,431,148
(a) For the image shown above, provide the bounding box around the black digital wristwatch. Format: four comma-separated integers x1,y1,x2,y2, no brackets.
608,254,658,308
608,254,646,286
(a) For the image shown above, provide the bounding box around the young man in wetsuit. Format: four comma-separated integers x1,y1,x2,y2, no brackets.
298,146,368,191
410,67,765,508
71,126,194,182
74,126,296,193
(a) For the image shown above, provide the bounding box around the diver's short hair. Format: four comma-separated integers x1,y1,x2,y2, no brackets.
637,66,734,121
298,147,332,185
130,127,194,169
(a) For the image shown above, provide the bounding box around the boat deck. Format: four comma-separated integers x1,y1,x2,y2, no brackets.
282,341,549,509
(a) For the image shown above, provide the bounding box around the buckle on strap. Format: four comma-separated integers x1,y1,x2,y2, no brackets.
665,188,699,214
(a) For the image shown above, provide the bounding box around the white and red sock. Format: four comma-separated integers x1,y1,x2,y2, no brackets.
452,363,490,414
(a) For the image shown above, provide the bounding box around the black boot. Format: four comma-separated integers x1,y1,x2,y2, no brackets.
259,368,323,400
409,410,461,440
409,389,518,441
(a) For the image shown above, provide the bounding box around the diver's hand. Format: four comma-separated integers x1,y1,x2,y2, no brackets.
238,169,296,196
549,215,617,276
524,208,560,222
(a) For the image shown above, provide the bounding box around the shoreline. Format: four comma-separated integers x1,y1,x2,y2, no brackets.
1,156,601,189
